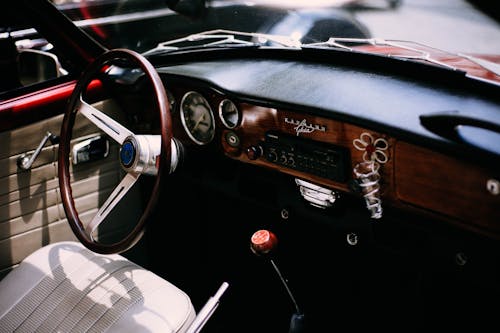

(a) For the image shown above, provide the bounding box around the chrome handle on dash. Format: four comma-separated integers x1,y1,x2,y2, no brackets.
17,131,59,171
295,178,338,209
353,161,383,219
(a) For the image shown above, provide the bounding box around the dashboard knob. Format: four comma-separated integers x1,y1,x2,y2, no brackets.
267,149,278,162
250,229,278,256
245,145,263,160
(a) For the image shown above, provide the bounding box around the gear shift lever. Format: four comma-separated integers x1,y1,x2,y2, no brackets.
250,230,306,333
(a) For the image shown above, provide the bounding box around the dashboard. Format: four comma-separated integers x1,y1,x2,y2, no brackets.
155,58,500,239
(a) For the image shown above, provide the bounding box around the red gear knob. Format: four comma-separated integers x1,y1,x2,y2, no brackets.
250,229,278,255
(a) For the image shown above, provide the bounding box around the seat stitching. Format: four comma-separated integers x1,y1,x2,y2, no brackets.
0,246,91,332
69,265,145,333
37,260,133,333
52,263,137,333
19,254,115,332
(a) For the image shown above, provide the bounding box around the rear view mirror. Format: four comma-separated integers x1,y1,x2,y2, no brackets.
17,49,66,86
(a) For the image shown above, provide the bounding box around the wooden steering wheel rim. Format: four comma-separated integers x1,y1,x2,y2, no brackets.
58,48,172,254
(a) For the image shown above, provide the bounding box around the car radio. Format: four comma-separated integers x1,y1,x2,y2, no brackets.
263,131,350,182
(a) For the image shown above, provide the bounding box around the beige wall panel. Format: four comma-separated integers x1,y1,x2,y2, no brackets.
0,220,78,271
0,188,59,223
0,202,61,241
0,100,132,278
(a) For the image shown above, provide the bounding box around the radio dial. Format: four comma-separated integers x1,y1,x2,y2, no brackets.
267,149,278,162
245,145,263,160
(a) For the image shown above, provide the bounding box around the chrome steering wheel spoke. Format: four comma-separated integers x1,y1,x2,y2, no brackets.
85,171,140,240
78,98,134,144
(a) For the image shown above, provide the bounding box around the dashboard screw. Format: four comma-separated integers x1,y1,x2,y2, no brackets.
486,179,499,195
346,233,358,246
455,252,468,266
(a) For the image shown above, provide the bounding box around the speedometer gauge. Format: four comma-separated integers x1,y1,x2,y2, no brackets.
180,91,215,145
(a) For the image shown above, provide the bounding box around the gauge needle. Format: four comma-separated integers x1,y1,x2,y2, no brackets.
193,112,206,131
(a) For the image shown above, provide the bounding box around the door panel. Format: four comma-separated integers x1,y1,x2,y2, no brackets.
0,100,140,279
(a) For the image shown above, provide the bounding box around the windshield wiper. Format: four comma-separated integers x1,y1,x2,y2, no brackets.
142,29,301,57
143,30,500,86
144,30,455,70
457,53,500,76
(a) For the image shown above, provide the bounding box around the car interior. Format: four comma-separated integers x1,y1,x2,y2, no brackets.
0,0,499,332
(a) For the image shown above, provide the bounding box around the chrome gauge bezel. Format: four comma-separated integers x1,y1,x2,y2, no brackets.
180,91,216,145
218,99,240,129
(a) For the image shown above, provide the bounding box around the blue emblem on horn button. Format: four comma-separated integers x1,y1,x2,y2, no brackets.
120,140,136,168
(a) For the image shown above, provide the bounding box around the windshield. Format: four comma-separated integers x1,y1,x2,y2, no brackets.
2,0,500,95
49,0,500,55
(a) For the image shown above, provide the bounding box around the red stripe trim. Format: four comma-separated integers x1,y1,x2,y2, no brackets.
0,80,103,132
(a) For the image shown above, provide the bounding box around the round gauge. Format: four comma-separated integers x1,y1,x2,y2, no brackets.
180,91,215,145
218,99,240,129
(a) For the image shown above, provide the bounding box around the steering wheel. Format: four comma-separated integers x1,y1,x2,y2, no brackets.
58,49,174,254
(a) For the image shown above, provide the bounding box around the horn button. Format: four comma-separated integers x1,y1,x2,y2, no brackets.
120,139,136,168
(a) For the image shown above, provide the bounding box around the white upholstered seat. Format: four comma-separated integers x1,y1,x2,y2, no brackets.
0,241,196,333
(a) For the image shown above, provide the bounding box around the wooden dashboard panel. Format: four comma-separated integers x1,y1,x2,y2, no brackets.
220,102,499,236
221,103,396,198
395,142,500,232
